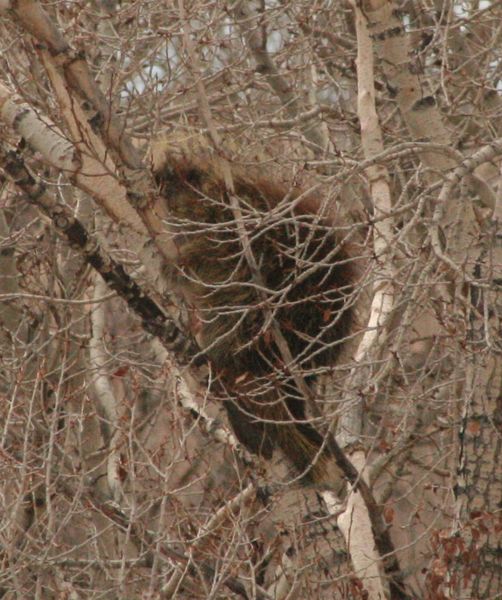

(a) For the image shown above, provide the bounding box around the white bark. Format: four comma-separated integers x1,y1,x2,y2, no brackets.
89,275,124,502
336,5,395,598
337,452,387,600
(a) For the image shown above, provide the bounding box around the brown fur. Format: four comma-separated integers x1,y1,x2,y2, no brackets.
155,142,361,488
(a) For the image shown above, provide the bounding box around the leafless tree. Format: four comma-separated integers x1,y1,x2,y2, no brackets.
0,1,500,599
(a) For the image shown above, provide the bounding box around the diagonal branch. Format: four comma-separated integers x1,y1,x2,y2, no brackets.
2,0,142,170
0,147,200,366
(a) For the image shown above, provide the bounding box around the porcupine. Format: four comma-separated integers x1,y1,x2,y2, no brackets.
154,140,360,489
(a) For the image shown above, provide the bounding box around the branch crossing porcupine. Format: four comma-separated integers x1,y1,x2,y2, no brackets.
154,141,361,489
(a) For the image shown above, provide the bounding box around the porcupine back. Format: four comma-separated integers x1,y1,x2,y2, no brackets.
156,146,358,485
